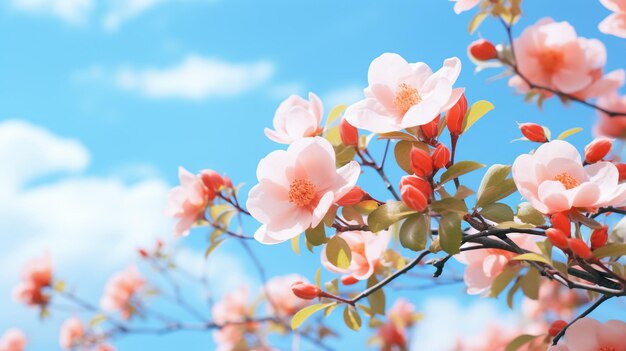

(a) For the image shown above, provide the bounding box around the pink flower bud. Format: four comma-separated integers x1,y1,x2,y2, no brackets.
584,137,613,164
551,212,571,237
138,248,149,258
568,238,593,260
420,115,440,140
223,175,234,189
446,94,467,135
336,186,366,206
339,117,359,146
546,228,568,250
469,39,497,61
291,281,322,300
590,226,608,250
519,123,548,142
400,175,431,212
410,147,433,178
432,144,451,170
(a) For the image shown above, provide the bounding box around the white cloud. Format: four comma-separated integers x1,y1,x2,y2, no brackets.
323,85,364,108
114,55,275,100
10,0,94,24
102,0,161,32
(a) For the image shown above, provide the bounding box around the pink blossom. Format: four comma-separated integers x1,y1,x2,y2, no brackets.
512,140,626,214
247,137,360,244
452,0,480,14
96,345,116,351
344,53,463,133
522,281,587,320
212,287,252,324
165,167,213,237
321,230,390,281
595,92,626,138
59,317,84,350
100,265,145,320
0,329,27,351
388,298,416,327
13,253,53,307
377,322,407,350
213,325,245,351
509,18,624,99
264,93,323,144
548,317,626,351
599,0,626,38
455,234,538,295
263,274,310,317
454,323,541,351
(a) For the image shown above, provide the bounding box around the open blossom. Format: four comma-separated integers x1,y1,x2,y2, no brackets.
455,234,538,295
345,53,463,133
512,140,626,214
549,318,626,351
595,92,626,138
212,286,252,324
247,137,360,244
59,317,84,350
165,167,213,236
522,281,587,320
321,230,390,281
599,0,626,38
13,253,53,307
388,299,417,327
213,325,245,351
509,18,624,99
264,93,323,144
0,329,26,351
452,0,480,14
263,275,310,317
100,265,145,320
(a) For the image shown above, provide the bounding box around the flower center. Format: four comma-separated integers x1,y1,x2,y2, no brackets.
554,172,580,190
393,83,422,116
288,179,316,207
539,50,565,75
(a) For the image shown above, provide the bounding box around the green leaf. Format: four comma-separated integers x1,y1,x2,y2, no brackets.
480,203,515,223
520,268,540,300
367,276,386,315
291,235,300,255
507,279,521,309
325,104,347,129
476,178,517,208
506,335,538,351
510,253,551,265
468,12,488,34
89,314,107,328
325,278,339,295
204,239,225,258
377,131,417,142
367,201,417,233
495,221,535,229
593,243,626,259
429,198,469,214
399,213,429,251
439,161,485,184
326,235,352,269
334,144,356,167
315,268,321,288
557,127,582,140
305,223,327,246
291,302,336,330
490,266,520,298
477,164,511,197
343,305,362,331
462,100,495,132
454,185,475,200
439,212,462,254
516,202,545,226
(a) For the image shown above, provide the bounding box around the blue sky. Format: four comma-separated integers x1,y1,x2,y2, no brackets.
0,0,625,350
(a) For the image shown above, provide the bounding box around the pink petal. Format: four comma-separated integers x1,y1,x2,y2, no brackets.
368,53,412,88
333,161,361,200
311,191,334,228
345,98,403,133
563,318,602,351
533,140,582,165
568,182,601,208
538,180,572,213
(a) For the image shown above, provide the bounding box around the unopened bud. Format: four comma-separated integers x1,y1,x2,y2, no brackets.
138,248,149,258
615,163,626,182
291,281,322,300
339,117,359,146
223,175,234,189
469,39,497,61
584,137,613,164
432,144,451,170
551,212,571,237
400,175,431,212
446,94,468,135
201,169,224,193
420,115,440,140
568,238,593,260
546,228,568,250
590,226,608,250
341,275,359,286
336,186,366,206
410,146,433,178
548,320,568,337
519,123,548,143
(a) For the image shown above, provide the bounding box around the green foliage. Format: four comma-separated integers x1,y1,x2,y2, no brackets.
368,201,416,233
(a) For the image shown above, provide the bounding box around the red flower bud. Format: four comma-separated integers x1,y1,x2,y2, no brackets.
420,115,440,140
546,228,569,250
469,39,497,61
568,238,593,260
446,94,468,135
341,275,359,286
584,137,613,164
432,144,451,170
410,146,433,177
201,169,224,194
519,123,548,143
291,281,322,300
615,163,626,181
590,226,608,250
138,248,149,258
548,320,568,337
400,175,431,212
223,175,234,189
336,186,366,206
551,212,571,237
339,117,359,146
